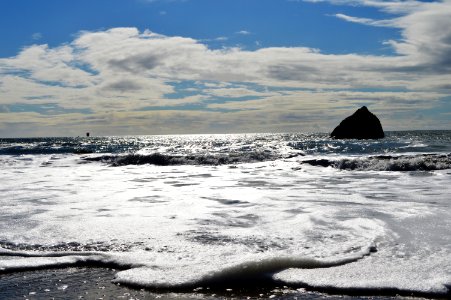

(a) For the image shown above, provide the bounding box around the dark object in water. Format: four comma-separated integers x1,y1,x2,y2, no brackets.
331,106,384,139
86,132,90,137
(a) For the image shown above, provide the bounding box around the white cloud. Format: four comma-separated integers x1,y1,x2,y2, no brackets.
1,0,451,135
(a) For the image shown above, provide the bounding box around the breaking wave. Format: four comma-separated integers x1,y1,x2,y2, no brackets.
83,151,283,166
302,153,451,171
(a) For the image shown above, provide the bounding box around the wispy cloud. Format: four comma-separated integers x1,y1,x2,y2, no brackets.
236,30,252,35
31,32,43,40
334,13,395,27
139,0,188,3
215,36,228,41
329,0,451,71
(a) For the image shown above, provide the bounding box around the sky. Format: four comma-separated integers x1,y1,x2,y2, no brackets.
0,0,450,137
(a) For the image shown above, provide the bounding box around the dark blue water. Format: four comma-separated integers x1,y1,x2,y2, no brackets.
1,131,450,170
1,131,450,156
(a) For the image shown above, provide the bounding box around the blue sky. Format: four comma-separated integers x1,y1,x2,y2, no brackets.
0,0,399,56
0,0,450,136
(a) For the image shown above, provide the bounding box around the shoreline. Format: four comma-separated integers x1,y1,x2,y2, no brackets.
0,267,437,300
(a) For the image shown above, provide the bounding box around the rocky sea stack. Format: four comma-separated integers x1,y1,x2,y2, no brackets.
331,106,384,139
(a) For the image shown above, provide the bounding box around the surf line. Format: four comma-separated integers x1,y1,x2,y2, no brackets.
0,243,377,288
0,248,141,274
167,244,377,288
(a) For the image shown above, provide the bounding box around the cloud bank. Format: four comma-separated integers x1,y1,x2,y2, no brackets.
1,0,451,136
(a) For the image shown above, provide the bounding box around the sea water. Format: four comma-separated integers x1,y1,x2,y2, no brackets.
0,131,450,297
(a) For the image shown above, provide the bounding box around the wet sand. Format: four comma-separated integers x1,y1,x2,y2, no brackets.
0,267,430,300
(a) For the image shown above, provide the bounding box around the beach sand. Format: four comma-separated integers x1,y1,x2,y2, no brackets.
0,267,429,300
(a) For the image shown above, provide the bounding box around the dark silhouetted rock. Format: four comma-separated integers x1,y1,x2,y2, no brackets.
331,106,384,139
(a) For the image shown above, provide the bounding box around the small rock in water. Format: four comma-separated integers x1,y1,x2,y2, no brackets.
331,106,384,139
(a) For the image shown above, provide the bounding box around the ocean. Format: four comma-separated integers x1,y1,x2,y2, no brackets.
0,131,450,298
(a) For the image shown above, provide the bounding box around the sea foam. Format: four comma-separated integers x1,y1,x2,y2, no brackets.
1,132,451,297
